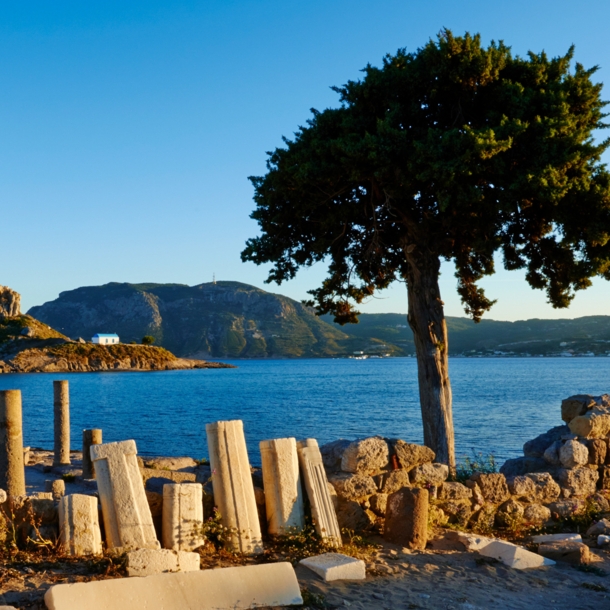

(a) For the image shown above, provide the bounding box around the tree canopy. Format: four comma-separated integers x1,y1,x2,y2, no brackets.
242,31,610,324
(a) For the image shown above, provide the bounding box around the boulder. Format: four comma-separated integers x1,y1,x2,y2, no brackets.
525,472,561,504
569,409,610,439
439,482,472,501
561,395,597,424
0,286,21,318
320,440,352,472
341,437,389,475
143,457,197,471
600,465,610,490
538,541,590,565
410,463,449,486
590,493,610,512
391,440,435,471
585,439,607,465
441,499,472,526
495,499,524,527
559,439,588,468
469,504,497,532
507,476,537,500
334,499,373,531
547,499,582,519
586,518,610,537
469,473,510,504
499,457,547,477
523,504,551,525
543,441,562,466
368,494,387,516
523,425,570,457
374,470,410,495
556,467,599,497
327,473,377,501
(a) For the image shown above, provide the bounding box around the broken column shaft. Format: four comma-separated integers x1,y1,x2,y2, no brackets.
0,389,26,498
82,428,102,479
53,380,70,465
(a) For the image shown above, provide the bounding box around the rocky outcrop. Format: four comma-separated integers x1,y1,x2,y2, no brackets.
0,286,21,318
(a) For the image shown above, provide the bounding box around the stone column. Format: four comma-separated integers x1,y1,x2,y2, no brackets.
384,487,429,550
82,429,102,479
296,438,342,546
162,483,205,551
53,380,70,466
90,439,159,550
58,494,103,556
0,389,26,498
45,479,66,501
260,437,304,535
206,420,263,554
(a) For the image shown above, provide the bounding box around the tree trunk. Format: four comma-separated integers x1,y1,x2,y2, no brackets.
404,246,455,469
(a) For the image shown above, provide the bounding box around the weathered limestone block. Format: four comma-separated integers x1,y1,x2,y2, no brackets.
543,441,562,465
495,499,524,527
369,493,387,515
260,438,304,535
586,438,607,465
334,498,372,531
557,467,599,497
126,548,200,577
328,472,377,501
297,439,342,546
441,499,472,526
392,440,435,470
0,286,21,318
499,457,547,477
532,533,582,543
58,494,102,556
384,487,428,550
300,553,366,581
206,420,263,554
561,395,597,423
82,429,102,479
523,504,551,525
90,440,160,550
141,468,197,486
600,465,610,490
569,408,610,439
538,541,590,565
319,439,351,472
44,562,303,610
144,457,197,470
0,390,26,497
341,437,389,475
162,483,205,551
374,469,410,495
410,462,449,486
591,492,609,512
523,425,570,457
53,381,70,466
526,473,561,503
559,439,588,468
586,518,610,536
507,475,536,500
469,504,497,531
469,473,510,504
45,479,66,501
439,482,472,501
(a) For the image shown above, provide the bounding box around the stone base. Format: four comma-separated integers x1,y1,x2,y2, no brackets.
538,541,590,565
300,553,366,581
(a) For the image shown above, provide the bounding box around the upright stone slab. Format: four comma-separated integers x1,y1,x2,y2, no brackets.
384,487,429,550
53,380,70,466
260,437,305,535
0,390,26,498
58,494,103,556
162,483,205,551
45,479,66,501
82,429,102,479
296,439,342,546
90,440,160,550
205,420,263,554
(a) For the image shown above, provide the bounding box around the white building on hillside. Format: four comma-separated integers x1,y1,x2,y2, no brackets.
92,333,120,345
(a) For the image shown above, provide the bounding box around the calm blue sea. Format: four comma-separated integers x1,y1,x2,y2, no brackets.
0,357,608,467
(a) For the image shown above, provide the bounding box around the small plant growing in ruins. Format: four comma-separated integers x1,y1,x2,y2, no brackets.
452,451,497,483
61,473,76,484
300,588,327,609
195,458,209,466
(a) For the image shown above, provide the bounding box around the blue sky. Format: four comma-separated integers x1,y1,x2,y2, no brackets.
3,0,610,320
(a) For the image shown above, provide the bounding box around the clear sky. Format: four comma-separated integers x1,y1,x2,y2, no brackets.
3,0,610,320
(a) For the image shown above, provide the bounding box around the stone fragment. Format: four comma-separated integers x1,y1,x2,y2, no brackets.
384,487,428,550
44,562,303,610
559,439,588,468
600,465,610,490
369,493,387,515
53,381,71,466
441,499,472,526
499,457,547,477
569,408,610,439
469,504,496,531
392,440,435,471
90,439,160,550
538,541,589,565
591,492,610,512
374,469,410,495
598,535,610,546
469,473,510,504
126,548,200,577
206,420,263,554
328,472,377,501
586,438,607,465
439,481,472,501
162,483,205,551
144,457,197,471
319,439,351,472
523,504,551,525
495,499,524,527
297,439,342,545
507,475,536,500
58,494,102,556
547,500,582,519
586,518,610,537
561,395,597,423
341,437,389,474
82,429,102,479
0,488,6,503
523,425,570,457
542,441,562,465
525,472,561,503
0,390,25,498
45,479,66,501
334,499,372,531
300,553,366,581
531,533,582,543
457,533,555,569
410,463,449,486
259,438,304,535
557,467,599,497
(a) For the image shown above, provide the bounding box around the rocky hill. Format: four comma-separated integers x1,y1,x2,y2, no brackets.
28,282,393,358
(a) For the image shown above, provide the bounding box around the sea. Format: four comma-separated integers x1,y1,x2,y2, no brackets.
0,357,608,467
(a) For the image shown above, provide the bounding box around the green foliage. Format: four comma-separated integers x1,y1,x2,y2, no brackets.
243,30,610,324
141,335,155,345
452,451,497,483
300,588,327,609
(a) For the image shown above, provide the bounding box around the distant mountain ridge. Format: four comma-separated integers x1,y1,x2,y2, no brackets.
28,282,610,358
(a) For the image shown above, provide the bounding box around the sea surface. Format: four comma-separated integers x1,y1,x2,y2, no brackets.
1,357,609,467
